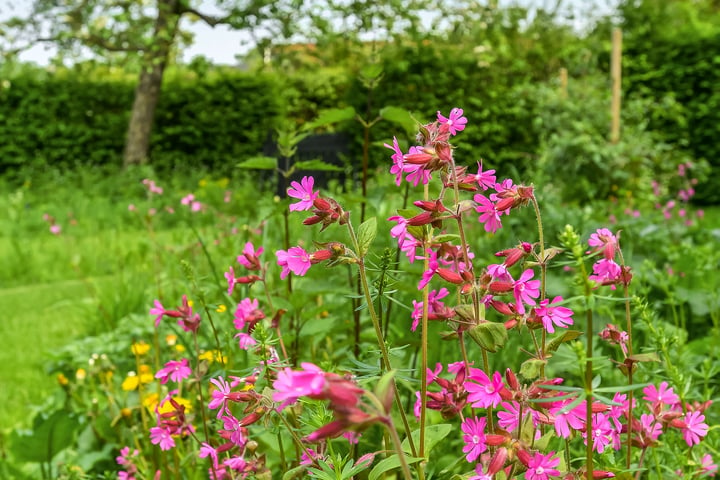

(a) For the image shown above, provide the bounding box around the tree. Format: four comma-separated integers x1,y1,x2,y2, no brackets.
0,0,318,166
1,0,426,167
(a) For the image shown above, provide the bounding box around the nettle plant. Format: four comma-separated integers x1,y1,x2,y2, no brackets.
119,109,715,480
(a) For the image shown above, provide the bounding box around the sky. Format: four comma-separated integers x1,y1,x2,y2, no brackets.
0,0,619,66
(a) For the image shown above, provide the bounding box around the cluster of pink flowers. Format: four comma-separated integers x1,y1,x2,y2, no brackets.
149,295,201,333
181,193,203,212
42,212,62,235
142,178,163,195
273,363,381,443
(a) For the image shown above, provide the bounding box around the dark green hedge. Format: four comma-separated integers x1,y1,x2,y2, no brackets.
624,34,720,203
342,42,545,180
0,70,283,173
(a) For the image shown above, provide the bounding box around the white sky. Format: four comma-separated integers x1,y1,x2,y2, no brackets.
0,0,619,66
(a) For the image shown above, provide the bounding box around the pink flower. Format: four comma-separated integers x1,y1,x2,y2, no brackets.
181,193,194,205
589,258,622,285
155,359,192,384
235,332,258,350
149,426,175,451
551,399,585,438
474,194,503,233
683,411,709,446
473,161,496,190
410,288,451,331
588,228,618,260
513,269,541,315
385,137,406,186
465,369,505,408
208,376,233,418
461,416,487,462
149,299,166,327
437,108,468,136
50,224,62,235
418,249,439,290
534,296,574,334
287,176,318,211
640,413,662,442
276,246,312,279
642,382,680,408
199,442,218,467
225,266,237,295
526,451,561,480
237,241,263,270
699,454,717,477
469,464,493,480
272,362,326,410
586,413,614,454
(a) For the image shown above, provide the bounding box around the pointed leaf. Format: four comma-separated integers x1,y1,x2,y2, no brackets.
368,454,423,480
357,217,377,257
237,156,277,170
520,358,546,381
305,107,356,130
293,159,344,172
401,424,454,457
467,322,508,353
545,330,583,353
380,106,416,134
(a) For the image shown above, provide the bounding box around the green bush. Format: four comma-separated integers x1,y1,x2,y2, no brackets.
0,68,284,174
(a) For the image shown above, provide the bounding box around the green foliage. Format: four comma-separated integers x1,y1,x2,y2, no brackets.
621,0,720,203
0,67,282,173
532,76,695,205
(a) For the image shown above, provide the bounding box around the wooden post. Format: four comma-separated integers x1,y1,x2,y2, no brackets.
559,67,568,99
610,28,622,144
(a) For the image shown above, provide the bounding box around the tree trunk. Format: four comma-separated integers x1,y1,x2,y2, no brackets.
123,0,180,167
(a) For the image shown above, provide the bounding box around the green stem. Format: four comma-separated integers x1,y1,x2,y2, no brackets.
585,306,594,480
346,221,420,463
531,196,548,378
385,417,414,480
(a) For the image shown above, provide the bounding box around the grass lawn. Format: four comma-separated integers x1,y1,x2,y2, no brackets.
0,279,101,429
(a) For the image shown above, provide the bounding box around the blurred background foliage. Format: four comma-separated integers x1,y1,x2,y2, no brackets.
0,0,717,205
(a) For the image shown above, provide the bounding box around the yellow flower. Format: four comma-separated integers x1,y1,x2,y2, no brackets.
143,392,159,409
198,349,226,364
99,370,114,384
138,364,154,384
120,407,132,418
216,304,227,313
57,373,69,386
217,178,229,188
175,344,186,353
199,178,208,187
165,334,177,346
122,373,139,391
158,396,193,414
187,299,194,308
75,368,87,381
131,341,151,356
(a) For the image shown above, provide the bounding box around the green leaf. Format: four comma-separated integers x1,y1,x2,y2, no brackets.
293,159,344,172
373,370,396,414
467,322,508,352
595,382,651,393
545,330,583,353
10,410,79,463
305,107,356,130
627,353,660,363
357,217,377,257
368,454,423,480
380,106,417,134
432,233,461,243
237,156,277,170
282,466,307,480
520,358,546,381
401,423,454,457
